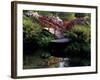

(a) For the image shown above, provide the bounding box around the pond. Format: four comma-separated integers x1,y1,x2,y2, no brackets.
23,49,90,69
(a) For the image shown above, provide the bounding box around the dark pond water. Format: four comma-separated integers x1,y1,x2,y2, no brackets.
23,39,90,69
23,50,90,69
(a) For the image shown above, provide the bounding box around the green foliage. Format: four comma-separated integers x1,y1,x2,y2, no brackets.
23,16,41,41
75,13,90,18
64,24,90,58
38,11,53,16
58,12,75,20
23,16,32,28
23,16,54,52
33,31,54,48
75,13,86,18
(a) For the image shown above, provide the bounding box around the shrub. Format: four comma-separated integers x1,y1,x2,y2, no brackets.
63,24,90,59
75,13,86,18
23,16,54,53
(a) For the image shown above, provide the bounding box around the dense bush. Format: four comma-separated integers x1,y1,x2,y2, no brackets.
23,16,54,53
75,13,86,18
58,12,75,21
63,24,90,59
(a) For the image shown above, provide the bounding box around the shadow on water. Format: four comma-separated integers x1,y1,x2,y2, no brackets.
23,37,90,69
23,49,90,69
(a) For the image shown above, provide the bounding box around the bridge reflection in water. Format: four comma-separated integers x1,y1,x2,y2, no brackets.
48,38,70,68
48,38,70,57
